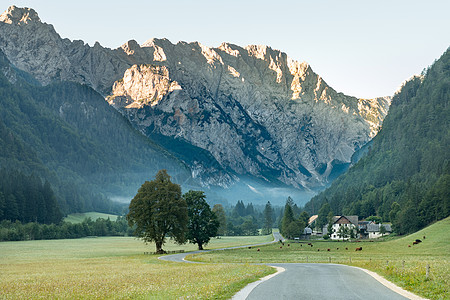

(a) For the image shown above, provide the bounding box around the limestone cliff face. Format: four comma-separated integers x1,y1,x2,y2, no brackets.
0,6,391,189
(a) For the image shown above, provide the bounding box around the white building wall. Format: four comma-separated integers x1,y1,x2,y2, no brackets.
368,231,390,239
330,223,356,240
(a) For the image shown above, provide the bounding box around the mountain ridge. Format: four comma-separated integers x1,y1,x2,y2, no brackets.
0,5,390,197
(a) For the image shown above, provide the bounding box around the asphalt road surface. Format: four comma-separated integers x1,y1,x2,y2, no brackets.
159,232,282,263
244,263,409,300
160,233,412,300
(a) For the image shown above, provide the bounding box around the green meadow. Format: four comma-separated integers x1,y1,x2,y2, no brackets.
1,219,448,299
190,217,450,300
64,212,120,223
0,235,274,299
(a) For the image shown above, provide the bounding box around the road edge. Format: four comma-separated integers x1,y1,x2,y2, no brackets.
352,266,428,300
231,266,285,300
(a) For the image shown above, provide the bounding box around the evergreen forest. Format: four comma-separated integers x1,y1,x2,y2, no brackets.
305,49,450,234
0,50,190,221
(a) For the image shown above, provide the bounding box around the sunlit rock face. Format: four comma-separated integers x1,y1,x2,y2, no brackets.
0,5,391,189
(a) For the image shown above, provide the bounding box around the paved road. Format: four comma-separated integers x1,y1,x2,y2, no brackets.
159,233,413,300
244,263,409,300
159,232,282,263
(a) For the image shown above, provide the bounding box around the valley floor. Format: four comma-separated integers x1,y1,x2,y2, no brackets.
1,218,448,299
0,236,274,299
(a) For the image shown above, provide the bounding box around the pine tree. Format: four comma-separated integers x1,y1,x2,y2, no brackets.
5,194,19,221
281,199,295,237
212,204,227,236
0,191,5,219
317,203,331,231
233,200,246,217
263,201,273,235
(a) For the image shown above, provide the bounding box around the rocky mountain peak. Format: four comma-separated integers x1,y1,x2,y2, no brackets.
218,42,241,57
0,5,40,25
107,64,182,109
0,6,392,190
121,39,141,55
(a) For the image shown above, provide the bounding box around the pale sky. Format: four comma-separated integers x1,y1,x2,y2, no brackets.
4,0,450,98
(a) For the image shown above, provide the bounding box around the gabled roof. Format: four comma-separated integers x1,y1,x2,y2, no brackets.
367,223,380,232
367,223,392,232
333,215,358,226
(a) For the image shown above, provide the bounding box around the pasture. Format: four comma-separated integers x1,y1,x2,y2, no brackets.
0,235,274,299
190,217,450,300
64,212,120,223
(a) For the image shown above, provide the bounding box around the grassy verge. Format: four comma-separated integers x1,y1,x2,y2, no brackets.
190,217,450,300
64,212,119,223
0,235,274,299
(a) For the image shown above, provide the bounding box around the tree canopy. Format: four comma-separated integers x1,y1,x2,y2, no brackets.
127,170,188,253
280,197,308,239
184,190,219,250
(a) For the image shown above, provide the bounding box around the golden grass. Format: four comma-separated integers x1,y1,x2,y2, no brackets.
0,236,274,299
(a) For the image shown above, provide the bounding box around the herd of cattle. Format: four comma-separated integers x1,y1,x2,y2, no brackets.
252,235,426,252
409,236,425,247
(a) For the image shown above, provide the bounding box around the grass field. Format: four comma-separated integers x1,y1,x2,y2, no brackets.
190,217,450,300
64,212,120,223
0,235,274,299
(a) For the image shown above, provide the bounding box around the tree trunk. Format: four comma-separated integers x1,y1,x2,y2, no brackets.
198,242,203,250
155,241,165,254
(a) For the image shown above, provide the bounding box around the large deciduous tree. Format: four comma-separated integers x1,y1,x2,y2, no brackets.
184,190,219,250
127,170,188,254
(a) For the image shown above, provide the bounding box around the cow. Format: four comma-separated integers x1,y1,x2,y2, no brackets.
415,239,422,243
327,248,330,251
257,248,260,252
355,247,362,251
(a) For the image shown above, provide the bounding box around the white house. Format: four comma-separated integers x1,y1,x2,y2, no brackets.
324,216,359,240
367,223,392,239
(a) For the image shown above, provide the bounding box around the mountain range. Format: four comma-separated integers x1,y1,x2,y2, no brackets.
0,5,392,209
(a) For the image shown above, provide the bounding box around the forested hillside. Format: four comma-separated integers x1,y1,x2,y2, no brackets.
0,50,190,220
305,49,450,234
